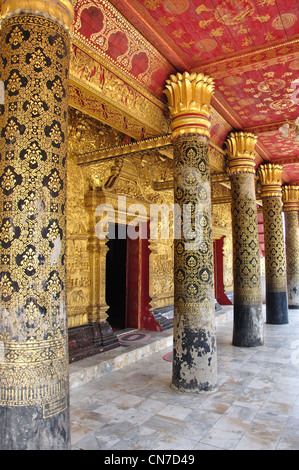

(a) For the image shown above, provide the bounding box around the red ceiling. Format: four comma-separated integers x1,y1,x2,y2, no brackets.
74,0,299,184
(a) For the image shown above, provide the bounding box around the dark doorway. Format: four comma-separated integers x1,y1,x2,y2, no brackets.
106,221,154,332
106,224,127,330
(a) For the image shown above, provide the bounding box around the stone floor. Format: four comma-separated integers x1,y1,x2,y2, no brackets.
70,306,299,450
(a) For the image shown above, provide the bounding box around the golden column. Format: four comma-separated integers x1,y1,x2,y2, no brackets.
258,164,288,324
0,0,73,449
164,72,217,392
226,132,263,347
282,185,299,309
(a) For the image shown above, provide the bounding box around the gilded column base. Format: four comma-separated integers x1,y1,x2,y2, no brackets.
233,304,264,347
266,291,289,324
68,321,120,363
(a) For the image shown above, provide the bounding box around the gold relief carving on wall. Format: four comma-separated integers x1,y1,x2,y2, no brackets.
66,107,176,326
66,108,230,327
212,202,233,293
149,243,174,309
69,83,155,140
209,145,227,173
72,0,174,96
66,107,126,327
77,134,173,166
211,182,231,202
69,43,169,137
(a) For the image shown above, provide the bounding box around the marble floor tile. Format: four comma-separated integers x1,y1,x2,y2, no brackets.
70,308,299,451
151,434,198,451
156,404,193,421
92,417,141,441
277,426,299,450
73,432,121,450
200,427,242,450
110,393,145,409
135,398,166,414
235,434,278,450
70,423,95,446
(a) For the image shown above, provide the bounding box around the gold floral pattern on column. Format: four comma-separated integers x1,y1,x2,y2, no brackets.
282,185,299,308
0,13,70,414
164,71,217,392
258,164,286,291
258,164,288,323
226,131,263,346
226,131,262,305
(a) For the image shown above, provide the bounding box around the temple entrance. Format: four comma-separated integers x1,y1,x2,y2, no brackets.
213,236,233,305
105,223,152,331
106,224,127,330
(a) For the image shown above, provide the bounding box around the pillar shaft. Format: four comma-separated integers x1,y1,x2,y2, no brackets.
226,132,263,347
164,72,217,393
282,185,299,309
258,164,288,324
0,0,73,449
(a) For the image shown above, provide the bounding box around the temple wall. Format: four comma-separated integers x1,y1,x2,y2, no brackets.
66,107,175,329
66,107,125,327
212,202,233,296
66,108,233,331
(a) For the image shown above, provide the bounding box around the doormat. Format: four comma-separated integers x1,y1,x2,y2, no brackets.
163,351,173,362
118,333,151,344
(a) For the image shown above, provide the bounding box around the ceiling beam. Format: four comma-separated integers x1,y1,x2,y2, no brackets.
193,39,299,79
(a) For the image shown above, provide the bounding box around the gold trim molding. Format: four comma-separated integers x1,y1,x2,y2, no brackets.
77,134,173,165
76,133,226,165
258,164,283,198
226,131,257,175
282,185,299,211
0,0,74,31
69,43,169,138
164,72,215,140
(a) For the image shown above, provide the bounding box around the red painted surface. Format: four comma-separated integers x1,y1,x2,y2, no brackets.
213,237,232,305
73,0,299,182
126,223,162,331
